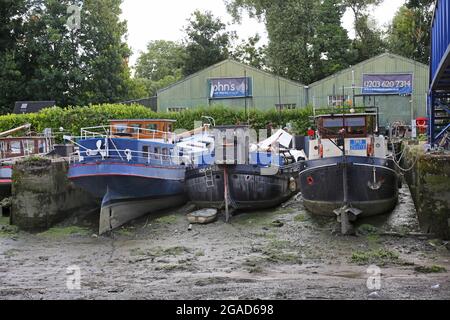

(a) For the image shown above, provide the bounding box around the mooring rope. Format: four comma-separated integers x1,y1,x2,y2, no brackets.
389,142,419,173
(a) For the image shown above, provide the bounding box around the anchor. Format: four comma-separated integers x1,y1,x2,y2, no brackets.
368,166,383,190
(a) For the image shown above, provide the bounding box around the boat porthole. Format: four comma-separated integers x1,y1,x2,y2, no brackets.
215,175,221,179
307,176,314,185
245,175,251,181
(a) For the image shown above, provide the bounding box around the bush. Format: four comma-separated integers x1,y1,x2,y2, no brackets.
0,104,313,137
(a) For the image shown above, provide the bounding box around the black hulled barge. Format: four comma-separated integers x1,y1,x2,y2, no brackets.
299,109,400,234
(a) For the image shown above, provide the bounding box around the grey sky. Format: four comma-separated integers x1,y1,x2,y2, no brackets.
121,0,406,67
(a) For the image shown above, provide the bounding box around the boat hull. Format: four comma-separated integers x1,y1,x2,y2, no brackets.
185,165,225,209
69,162,187,233
299,156,399,217
185,163,301,210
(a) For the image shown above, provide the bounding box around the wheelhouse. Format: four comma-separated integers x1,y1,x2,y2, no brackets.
0,137,52,159
316,113,377,139
109,119,176,141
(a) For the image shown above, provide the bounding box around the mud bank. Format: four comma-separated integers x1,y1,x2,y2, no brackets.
402,143,450,239
1,186,449,300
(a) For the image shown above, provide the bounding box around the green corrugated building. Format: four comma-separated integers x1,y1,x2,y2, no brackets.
157,53,429,127
308,53,429,127
157,59,308,112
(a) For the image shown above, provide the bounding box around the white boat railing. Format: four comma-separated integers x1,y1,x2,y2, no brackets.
80,125,176,143
69,148,189,166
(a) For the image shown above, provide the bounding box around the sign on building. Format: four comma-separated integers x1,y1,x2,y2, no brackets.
209,77,252,99
362,73,413,95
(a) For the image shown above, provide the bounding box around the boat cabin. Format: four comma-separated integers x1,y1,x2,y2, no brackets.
316,113,376,139
109,119,176,141
0,137,52,159
308,113,387,160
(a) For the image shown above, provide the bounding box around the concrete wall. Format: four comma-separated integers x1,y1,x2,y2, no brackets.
11,158,96,231
402,143,450,239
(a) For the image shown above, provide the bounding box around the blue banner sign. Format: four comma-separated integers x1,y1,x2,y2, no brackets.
209,77,252,99
362,74,413,95
350,139,367,151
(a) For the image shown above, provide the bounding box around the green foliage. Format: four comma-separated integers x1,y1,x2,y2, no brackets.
182,10,234,76
0,104,313,137
0,0,136,112
351,248,400,265
387,3,433,65
135,40,186,81
414,265,447,274
231,34,267,69
226,0,355,84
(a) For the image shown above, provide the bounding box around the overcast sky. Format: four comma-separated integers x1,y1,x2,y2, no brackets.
121,0,406,67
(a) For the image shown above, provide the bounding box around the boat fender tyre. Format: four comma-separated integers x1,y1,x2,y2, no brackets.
289,177,297,192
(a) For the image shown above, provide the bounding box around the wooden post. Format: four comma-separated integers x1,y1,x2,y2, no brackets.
224,165,230,223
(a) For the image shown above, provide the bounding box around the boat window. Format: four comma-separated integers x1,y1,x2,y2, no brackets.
320,116,369,138
167,124,173,132
9,141,22,155
23,140,35,154
130,124,141,134
162,148,169,161
38,140,47,153
114,124,127,134
147,123,157,131
143,145,149,156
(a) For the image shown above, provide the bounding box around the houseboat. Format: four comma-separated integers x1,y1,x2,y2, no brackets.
0,124,54,199
182,125,304,213
299,109,400,234
66,119,187,234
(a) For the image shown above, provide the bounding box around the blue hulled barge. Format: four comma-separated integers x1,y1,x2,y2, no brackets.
66,120,186,234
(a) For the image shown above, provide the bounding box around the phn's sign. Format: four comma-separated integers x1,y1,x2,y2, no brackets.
209,77,252,99
362,73,413,95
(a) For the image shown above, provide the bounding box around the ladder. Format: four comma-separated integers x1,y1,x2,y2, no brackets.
429,93,450,148
204,167,214,188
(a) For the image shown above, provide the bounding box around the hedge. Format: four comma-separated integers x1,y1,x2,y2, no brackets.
0,104,313,138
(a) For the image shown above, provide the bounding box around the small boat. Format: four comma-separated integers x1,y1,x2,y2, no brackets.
181,124,304,214
0,124,54,199
299,108,400,234
66,119,187,234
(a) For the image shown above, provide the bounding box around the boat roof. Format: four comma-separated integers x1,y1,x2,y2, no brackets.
109,119,177,123
314,113,376,118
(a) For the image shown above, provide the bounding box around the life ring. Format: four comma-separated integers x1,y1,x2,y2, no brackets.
124,149,132,161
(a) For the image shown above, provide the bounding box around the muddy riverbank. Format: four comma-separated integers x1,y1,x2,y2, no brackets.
1,185,449,300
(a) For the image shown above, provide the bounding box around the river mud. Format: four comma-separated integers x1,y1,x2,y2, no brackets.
1,185,449,300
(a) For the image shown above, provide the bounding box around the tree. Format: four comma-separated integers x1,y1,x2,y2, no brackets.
387,1,433,64
231,34,267,69
342,0,386,62
312,0,354,79
225,0,354,84
0,0,136,112
0,0,27,111
182,10,234,76
135,40,186,81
